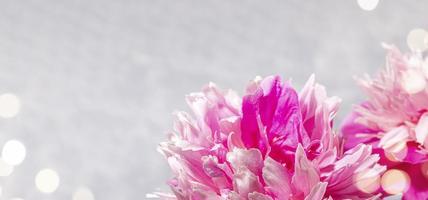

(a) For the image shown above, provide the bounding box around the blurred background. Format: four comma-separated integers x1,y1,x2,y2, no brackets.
0,0,426,199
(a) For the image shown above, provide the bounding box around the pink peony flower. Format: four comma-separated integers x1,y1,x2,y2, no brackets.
156,75,385,200
341,45,428,199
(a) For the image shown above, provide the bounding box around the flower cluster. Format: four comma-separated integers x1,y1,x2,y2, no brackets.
156,75,385,200
342,45,428,199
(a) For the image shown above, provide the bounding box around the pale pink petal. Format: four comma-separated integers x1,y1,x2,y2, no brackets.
191,189,222,200
304,182,328,200
248,192,274,200
226,148,263,176
233,167,264,198
202,82,241,117
415,113,428,146
314,149,337,171
220,116,241,136
378,126,409,152
262,157,292,199
292,144,320,196
224,191,244,200
202,156,232,189
172,111,211,147
227,132,246,150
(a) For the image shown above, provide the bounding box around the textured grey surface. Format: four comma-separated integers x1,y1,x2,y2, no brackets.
0,0,427,199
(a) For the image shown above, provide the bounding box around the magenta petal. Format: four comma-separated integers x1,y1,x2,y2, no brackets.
401,144,428,164
241,91,268,155
241,76,310,165
340,109,378,150
389,163,428,200
258,76,309,147
269,82,308,147
258,76,282,128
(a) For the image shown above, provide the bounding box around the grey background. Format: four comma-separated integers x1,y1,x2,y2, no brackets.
0,0,426,199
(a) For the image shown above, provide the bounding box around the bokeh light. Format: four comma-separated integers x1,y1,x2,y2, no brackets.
2,140,26,166
425,35,428,50
357,0,379,11
381,169,410,195
401,69,426,94
422,58,428,78
0,93,21,118
407,28,428,52
72,186,95,200
35,169,60,193
0,158,13,177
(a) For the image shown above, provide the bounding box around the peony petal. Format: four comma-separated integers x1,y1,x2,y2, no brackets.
262,157,292,199
191,189,222,200
378,126,409,152
202,156,232,189
241,91,268,155
242,75,311,165
202,82,241,117
304,182,328,200
334,144,371,170
248,192,274,200
227,132,246,150
314,149,337,171
223,191,243,200
292,144,320,196
173,111,212,147
220,116,241,136
415,113,428,146
340,108,379,150
268,78,309,147
227,148,264,176
233,167,264,198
